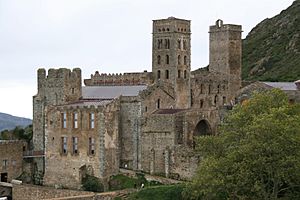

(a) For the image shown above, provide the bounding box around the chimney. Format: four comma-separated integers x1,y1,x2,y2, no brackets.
295,80,300,90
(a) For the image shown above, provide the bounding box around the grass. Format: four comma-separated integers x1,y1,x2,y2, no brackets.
127,184,184,200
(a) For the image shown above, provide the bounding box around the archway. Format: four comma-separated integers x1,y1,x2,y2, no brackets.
194,120,212,136
193,120,212,148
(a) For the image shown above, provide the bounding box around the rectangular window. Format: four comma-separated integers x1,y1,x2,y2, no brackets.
90,113,95,129
61,137,67,154
89,137,95,155
72,137,78,154
73,112,78,129
61,112,67,128
2,160,8,170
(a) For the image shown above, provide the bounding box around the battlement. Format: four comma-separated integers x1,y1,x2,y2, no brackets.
38,68,81,80
36,68,82,105
84,70,153,86
209,19,242,33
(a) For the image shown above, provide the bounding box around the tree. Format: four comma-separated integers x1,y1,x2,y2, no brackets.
184,89,300,199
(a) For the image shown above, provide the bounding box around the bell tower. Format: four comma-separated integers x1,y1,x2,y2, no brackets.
152,17,191,108
209,19,242,96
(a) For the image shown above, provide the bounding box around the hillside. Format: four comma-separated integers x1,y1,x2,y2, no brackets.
0,112,32,132
242,0,300,81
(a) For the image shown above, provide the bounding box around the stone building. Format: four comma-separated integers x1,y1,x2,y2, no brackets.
0,140,26,182
32,17,243,188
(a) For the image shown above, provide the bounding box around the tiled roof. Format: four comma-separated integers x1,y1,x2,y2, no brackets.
153,109,186,115
82,85,147,99
263,82,298,91
66,99,113,107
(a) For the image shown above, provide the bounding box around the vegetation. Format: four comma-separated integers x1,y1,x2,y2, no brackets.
184,89,300,199
82,175,104,192
0,125,33,143
242,0,300,81
109,173,161,191
128,184,184,200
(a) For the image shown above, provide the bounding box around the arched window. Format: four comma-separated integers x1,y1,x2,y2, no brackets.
157,99,160,109
208,84,212,94
184,56,187,65
165,70,169,79
217,84,220,93
178,55,181,65
165,39,170,49
200,84,204,94
157,55,161,65
214,95,218,105
157,70,161,79
184,70,187,79
177,39,181,49
183,40,187,50
200,99,204,108
178,70,181,78
166,55,169,64
158,39,162,49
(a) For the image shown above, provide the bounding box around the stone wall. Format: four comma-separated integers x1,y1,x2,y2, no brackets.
119,96,142,170
0,140,25,182
12,184,93,200
43,100,120,189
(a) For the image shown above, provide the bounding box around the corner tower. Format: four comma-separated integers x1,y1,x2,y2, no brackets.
152,17,191,108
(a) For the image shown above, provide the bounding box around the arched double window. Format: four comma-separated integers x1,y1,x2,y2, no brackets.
178,55,181,65
184,56,187,65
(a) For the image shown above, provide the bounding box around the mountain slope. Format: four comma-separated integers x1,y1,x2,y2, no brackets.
0,112,32,132
242,0,300,81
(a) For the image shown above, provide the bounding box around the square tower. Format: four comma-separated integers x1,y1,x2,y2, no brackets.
152,17,191,108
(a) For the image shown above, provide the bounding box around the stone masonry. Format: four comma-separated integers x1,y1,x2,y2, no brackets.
32,17,243,189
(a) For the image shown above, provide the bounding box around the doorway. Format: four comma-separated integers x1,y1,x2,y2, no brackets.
1,173,8,182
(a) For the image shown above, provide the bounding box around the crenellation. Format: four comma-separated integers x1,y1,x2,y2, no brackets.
84,71,152,86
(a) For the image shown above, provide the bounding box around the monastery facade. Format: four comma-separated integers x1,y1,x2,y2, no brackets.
32,17,242,189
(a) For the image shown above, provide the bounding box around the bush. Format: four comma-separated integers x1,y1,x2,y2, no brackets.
128,184,184,200
82,175,104,192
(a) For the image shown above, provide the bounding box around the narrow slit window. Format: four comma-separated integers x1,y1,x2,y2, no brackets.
73,112,78,129
165,70,169,79
89,137,95,155
72,137,78,154
62,112,67,129
62,137,67,154
90,113,95,129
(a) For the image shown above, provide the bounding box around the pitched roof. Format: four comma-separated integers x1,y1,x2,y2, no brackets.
263,82,298,91
153,109,186,115
66,99,113,107
82,85,147,99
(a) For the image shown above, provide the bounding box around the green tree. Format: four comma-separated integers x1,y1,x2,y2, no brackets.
185,89,300,199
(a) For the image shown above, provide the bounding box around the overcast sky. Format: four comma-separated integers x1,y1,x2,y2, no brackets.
0,0,295,119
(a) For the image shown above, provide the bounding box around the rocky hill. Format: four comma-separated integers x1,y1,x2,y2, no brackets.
0,112,32,132
242,0,300,81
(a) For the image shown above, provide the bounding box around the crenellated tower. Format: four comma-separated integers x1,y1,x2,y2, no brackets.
32,68,82,179
152,17,191,108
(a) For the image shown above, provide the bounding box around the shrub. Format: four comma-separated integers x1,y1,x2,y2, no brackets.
82,175,104,192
